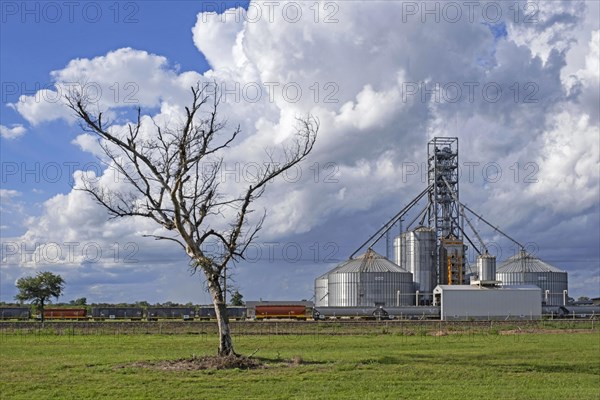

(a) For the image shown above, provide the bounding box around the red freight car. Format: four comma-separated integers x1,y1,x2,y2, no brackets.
254,305,307,320
43,308,87,320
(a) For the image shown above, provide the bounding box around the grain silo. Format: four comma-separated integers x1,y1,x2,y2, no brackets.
326,249,415,307
496,250,568,306
393,226,436,304
314,272,329,307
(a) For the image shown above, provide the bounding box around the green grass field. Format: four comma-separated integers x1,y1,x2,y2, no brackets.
1,331,599,399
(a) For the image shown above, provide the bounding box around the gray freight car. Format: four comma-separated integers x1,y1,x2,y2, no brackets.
313,306,440,320
543,305,600,318
91,307,143,320
313,306,391,320
383,306,440,320
197,306,247,321
146,307,195,321
0,307,31,320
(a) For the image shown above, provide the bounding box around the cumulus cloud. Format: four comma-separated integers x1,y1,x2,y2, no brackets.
0,124,26,139
3,1,599,301
507,0,586,63
9,48,204,126
0,189,21,199
8,89,73,126
192,8,248,72
528,111,599,212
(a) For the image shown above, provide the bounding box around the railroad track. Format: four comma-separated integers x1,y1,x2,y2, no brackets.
0,319,596,336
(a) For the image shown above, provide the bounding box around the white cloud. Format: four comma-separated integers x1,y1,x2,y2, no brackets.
527,111,599,212
0,124,26,139
0,189,21,199
192,8,248,73
8,89,73,126
9,48,204,126
71,134,104,157
507,0,586,64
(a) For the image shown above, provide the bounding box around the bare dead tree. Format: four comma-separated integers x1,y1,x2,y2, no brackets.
65,82,318,356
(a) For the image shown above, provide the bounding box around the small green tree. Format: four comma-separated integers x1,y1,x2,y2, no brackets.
136,300,150,308
15,271,65,322
70,297,87,306
230,290,244,306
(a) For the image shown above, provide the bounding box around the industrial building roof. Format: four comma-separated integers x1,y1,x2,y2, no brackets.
329,249,410,274
434,284,541,292
496,250,565,273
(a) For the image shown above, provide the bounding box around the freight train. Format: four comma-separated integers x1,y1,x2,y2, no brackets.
0,305,307,321
1,304,598,321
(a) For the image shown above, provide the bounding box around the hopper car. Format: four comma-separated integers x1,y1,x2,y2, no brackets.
196,306,247,321
91,307,143,320
255,304,308,320
146,307,195,321
0,307,31,320
42,308,87,320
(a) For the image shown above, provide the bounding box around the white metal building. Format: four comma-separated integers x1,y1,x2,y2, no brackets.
433,285,541,320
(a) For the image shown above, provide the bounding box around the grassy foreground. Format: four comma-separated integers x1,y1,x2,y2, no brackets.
1,332,599,399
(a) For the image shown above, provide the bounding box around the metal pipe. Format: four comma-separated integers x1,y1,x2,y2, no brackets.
404,203,429,232
457,224,481,256
350,185,430,259
369,186,430,247
386,228,391,259
460,202,525,251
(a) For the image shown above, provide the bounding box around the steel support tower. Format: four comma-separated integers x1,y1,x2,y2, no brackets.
427,137,463,284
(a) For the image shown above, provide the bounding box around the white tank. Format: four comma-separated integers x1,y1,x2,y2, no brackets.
477,253,496,281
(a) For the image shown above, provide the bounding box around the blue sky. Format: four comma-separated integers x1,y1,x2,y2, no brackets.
1,1,598,304
1,1,243,233
1,2,248,94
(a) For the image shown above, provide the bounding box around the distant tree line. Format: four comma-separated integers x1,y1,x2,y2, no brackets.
6,271,249,310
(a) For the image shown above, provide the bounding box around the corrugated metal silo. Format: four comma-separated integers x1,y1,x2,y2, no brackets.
496,250,568,306
327,249,415,307
394,227,436,303
314,272,329,307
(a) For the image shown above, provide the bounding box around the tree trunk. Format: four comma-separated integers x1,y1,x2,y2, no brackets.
207,274,237,357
